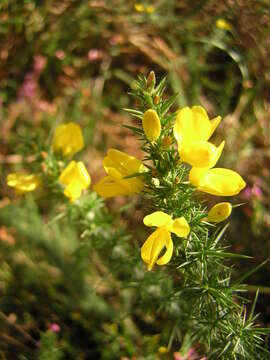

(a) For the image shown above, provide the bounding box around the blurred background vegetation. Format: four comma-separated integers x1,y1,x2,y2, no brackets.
0,0,270,358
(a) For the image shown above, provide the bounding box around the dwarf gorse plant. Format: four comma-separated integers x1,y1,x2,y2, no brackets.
5,71,270,359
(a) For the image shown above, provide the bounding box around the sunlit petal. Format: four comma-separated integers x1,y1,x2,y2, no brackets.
170,217,190,237
143,211,172,228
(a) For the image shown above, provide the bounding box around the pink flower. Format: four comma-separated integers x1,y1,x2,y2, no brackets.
50,323,60,333
55,50,66,60
87,49,103,62
33,55,47,74
251,184,262,198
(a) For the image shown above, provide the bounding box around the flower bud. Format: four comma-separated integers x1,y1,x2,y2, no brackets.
142,109,161,142
208,202,232,223
147,70,156,88
153,95,160,104
162,136,172,149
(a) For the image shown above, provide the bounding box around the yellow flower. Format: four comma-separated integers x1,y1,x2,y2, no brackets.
6,173,41,193
158,346,168,354
141,211,190,271
207,202,232,223
134,3,144,12
142,109,161,142
216,18,232,31
94,149,145,198
59,161,91,202
189,167,246,196
52,122,84,157
173,106,223,168
146,5,155,13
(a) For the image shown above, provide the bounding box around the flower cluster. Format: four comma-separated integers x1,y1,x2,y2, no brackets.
94,84,246,271
7,122,91,202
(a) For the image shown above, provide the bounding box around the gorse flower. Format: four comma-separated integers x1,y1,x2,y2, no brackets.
173,106,224,168
6,173,41,193
207,202,232,223
94,149,145,198
141,211,190,271
52,122,84,157
189,167,246,196
142,109,161,142
216,18,232,31
134,4,155,13
59,160,91,202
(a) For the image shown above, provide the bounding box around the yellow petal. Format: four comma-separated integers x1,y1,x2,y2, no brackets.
141,228,172,271
52,122,84,157
134,3,144,12
216,19,232,31
141,229,157,265
189,167,246,196
180,140,225,168
6,173,41,193
59,161,76,185
146,5,155,13
209,116,222,139
64,183,82,202
143,211,172,228
94,177,130,198
59,161,91,201
142,109,161,142
104,149,145,177
76,161,91,189
208,202,232,223
59,161,90,189
170,217,190,237
174,106,211,147
156,234,173,266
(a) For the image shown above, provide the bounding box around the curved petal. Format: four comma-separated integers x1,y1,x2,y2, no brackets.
52,123,84,157
156,235,174,266
170,217,190,237
180,140,224,168
208,202,232,223
77,161,91,189
64,183,82,202
143,211,172,228
93,176,131,198
189,167,208,187
209,116,222,139
104,149,144,177
59,161,90,190
141,229,162,266
143,228,171,270
59,161,77,185
174,106,212,148
190,167,246,196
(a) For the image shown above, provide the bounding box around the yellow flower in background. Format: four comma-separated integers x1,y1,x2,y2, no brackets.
141,211,190,271
6,173,41,193
207,202,232,223
134,4,155,13
59,161,91,202
216,18,232,31
94,149,145,198
189,167,246,196
173,106,223,168
142,109,161,142
146,5,155,13
158,346,168,354
134,3,144,12
52,122,84,157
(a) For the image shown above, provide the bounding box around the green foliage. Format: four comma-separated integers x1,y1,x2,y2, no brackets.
38,332,64,360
